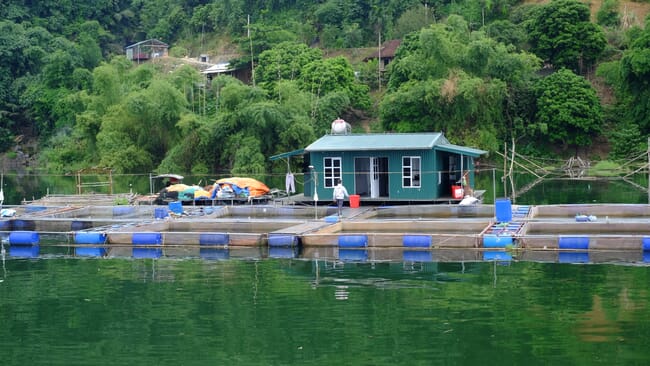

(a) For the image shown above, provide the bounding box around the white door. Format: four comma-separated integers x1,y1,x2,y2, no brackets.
370,157,380,198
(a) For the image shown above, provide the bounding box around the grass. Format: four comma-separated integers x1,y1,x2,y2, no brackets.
589,160,625,177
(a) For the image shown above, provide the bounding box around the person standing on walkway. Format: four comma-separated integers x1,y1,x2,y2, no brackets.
332,179,349,217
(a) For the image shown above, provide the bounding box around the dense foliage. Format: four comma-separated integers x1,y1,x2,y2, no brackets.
0,0,648,175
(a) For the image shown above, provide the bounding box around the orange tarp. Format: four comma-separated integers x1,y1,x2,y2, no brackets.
214,177,270,198
165,183,189,192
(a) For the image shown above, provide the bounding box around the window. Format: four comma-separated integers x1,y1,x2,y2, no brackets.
402,156,421,188
324,157,342,188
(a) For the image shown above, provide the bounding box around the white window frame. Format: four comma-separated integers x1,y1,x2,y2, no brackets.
402,156,421,188
324,157,342,188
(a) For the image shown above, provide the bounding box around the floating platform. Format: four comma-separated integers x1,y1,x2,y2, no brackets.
4,203,650,263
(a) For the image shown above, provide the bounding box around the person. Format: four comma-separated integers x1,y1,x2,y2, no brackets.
460,170,473,197
332,179,349,217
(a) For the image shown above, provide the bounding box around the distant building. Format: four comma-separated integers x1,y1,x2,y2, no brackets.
202,62,251,85
363,39,401,72
125,39,169,62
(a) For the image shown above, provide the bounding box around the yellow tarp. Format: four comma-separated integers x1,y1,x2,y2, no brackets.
194,189,211,199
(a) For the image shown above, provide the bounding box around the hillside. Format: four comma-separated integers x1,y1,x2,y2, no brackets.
523,0,650,24
2,0,650,175
589,0,650,23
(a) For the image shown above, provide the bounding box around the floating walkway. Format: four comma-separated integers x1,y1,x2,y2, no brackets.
4,201,650,263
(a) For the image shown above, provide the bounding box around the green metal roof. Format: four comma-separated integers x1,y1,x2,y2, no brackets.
269,149,305,161
304,133,487,157
305,133,447,151
270,133,488,161
434,143,487,157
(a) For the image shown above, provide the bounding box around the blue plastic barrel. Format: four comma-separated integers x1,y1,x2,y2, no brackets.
0,220,11,230
483,234,513,248
12,220,35,231
338,249,368,261
71,221,92,231
25,206,47,213
483,251,512,261
9,231,40,245
338,235,368,248
268,234,298,247
324,215,339,223
200,248,229,260
132,247,162,258
112,206,135,216
559,252,589,263
558,236,589,250
199,233,229,246
10,245,40,258
76,247,107,257
403,250,433,262
644,251,650,263
269,246,299,258
643,237,650,251
495,198,512,223
132,232,162,245
168,201,183,215
403,235,431,248
154,207,168,219
75,232,107,244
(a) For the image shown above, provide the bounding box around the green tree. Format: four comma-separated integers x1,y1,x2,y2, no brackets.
381,19,539,151
618,27,650,133
526,0,606,74
300,56,371,110
393,4,435,39
596,0,621,28
534,68,602,154
0,21,56,150
482,20,526,49
93,72,187,173
256,42,323,92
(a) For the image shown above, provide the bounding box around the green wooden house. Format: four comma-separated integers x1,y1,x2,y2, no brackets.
272,132,487,203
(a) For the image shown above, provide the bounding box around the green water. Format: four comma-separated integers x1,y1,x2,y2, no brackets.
2,170,649,205
1,256,650,365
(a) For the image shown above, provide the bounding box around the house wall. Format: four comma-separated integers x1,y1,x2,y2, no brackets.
388,149,437,200
308,149,447,201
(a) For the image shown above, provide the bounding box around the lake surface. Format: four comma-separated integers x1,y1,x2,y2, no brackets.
2,169,650,205
2,256,650,365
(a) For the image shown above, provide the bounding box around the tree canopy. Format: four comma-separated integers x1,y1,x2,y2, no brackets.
534,68,603,153
380,18,540,150
526,0,607,74
0,0,644,176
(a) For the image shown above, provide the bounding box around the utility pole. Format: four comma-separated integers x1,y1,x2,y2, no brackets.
377,29,381,92
248,15,256,87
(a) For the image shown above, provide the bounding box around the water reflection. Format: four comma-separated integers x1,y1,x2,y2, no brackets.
1,241,5,278
1,239,649,267
1,253,649,364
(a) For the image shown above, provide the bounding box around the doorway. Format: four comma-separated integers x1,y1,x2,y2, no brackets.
354,157,389,198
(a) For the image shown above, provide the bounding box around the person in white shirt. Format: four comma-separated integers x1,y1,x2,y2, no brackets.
332,179,349,217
